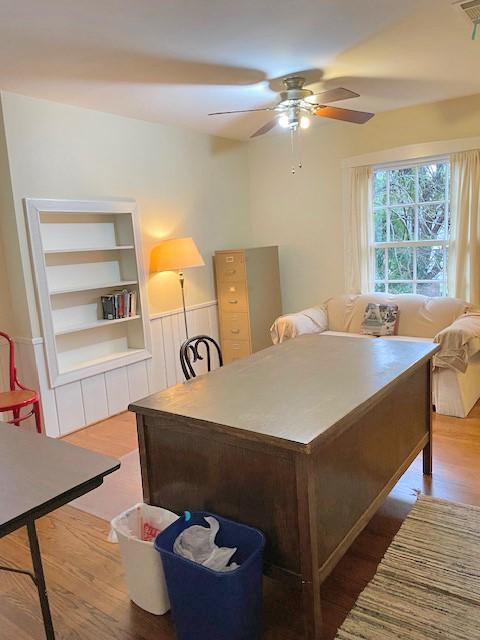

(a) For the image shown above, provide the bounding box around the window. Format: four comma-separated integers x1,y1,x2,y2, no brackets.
372,160,450,296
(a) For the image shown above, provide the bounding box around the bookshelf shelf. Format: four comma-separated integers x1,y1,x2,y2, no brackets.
58,348,147,375
54,315,141,336
44,245,135,254
49,280,138,295
25,198,152,388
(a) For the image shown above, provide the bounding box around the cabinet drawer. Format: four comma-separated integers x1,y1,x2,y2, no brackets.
221,312,250,341
215,252,246,282
218,282,248,313
222,339,251,363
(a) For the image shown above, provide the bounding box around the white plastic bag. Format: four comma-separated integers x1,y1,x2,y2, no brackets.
173,516,239,572
109,502,177,543
109,503,178,615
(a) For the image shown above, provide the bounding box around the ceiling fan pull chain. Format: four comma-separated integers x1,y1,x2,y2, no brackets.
290,127,296,174
473,19,479,40
297,127,303,170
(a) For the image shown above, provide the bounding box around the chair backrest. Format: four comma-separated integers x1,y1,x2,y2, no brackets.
179,335,223,381
0,331,16,390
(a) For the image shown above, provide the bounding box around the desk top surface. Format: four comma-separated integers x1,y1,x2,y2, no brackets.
0,424,119,534
131,334,438,450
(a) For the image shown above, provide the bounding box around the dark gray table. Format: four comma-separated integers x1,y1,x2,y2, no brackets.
0,424,119,639
131,334,438,639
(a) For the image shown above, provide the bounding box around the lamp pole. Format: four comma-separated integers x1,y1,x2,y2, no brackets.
178,271,189,339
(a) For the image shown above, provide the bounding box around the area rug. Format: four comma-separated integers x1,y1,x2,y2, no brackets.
69,448,143,522
335,495,480,639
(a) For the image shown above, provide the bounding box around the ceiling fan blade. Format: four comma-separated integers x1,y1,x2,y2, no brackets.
306,87,360,105
208,107,274,116
313,105,374,124
250,119,277,138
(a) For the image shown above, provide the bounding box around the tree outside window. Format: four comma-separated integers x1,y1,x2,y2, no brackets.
372,161,450,296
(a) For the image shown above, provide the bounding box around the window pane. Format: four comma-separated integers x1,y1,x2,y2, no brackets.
374,208,387,242
416,246,444,281
418,163,447,202
370,161,449,298
389,168,415,205
373,171,387,206
418,204,446,241
375,248,386,280
388,247,413,280
388,282,413,294
417,282,441,297
389,206,415,241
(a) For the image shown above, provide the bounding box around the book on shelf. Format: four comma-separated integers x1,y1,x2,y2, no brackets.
101,289,137,320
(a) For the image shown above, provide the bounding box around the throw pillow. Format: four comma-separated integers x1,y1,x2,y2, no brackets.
361,303,399,336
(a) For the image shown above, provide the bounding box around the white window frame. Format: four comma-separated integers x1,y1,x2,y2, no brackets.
372,156,450,296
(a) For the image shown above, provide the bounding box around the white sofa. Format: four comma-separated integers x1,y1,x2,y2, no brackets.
271,293,480,418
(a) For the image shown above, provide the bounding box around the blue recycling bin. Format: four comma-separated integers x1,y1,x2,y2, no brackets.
154,512,265,640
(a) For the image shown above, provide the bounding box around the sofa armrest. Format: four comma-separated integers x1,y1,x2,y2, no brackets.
434,312,480,372
270,306,328,345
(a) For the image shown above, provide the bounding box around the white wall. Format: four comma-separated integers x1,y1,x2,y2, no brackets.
0,91,251,338
0,100,17,336
0,92,251,435
248,91,480,312
4,88,480,434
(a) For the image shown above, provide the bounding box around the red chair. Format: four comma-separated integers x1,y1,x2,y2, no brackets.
0,331,42,433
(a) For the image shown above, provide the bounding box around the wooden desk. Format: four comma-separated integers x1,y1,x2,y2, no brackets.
130,334,439,639
0,424,119,639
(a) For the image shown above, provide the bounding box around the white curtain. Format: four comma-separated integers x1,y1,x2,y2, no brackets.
344,166,373,293
448,150,480,305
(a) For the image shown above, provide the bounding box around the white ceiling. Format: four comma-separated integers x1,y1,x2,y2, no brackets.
0,0,479,139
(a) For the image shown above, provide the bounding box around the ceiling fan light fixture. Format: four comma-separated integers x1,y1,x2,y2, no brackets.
278,114,290,128
300,116,310,129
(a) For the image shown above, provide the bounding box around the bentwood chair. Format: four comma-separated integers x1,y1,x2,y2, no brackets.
0,331,42,432
179,335,223,381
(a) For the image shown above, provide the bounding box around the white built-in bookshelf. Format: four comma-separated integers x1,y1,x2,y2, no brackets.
25,199,152,387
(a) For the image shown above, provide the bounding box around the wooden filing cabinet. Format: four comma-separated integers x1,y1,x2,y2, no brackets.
214,246,282,364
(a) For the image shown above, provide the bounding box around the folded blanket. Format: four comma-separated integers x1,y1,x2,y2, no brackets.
270,306,328,345
434,312,480,373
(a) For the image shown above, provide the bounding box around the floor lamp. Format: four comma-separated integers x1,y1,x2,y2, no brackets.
150,237,205,339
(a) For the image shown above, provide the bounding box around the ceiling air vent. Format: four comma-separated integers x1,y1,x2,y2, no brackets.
452,0,480,24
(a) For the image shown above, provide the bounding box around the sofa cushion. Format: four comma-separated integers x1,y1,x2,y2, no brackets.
326,293,471,338
325,295,358,332
360,303,399,336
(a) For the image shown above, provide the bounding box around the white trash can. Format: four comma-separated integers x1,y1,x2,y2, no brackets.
110,503,179,615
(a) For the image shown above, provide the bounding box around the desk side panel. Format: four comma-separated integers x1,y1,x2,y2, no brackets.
312,363,430,575
139,413,302,576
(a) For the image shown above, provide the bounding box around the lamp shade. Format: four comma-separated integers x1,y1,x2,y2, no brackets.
150,237,205,273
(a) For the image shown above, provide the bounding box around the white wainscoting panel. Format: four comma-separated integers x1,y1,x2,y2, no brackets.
0,342,9,392
157,302,220,386
0,342,11,424
81,373,109,425
105,367,130,416
33,339,60,437
148,317,168,393
126,360,150,402
55,380,86,435
8,300,219,437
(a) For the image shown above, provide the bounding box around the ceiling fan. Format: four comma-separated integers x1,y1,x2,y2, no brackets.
208,75,375,138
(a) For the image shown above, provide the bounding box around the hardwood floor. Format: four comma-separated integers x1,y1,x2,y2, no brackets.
62,411,138,457
1,405,480,639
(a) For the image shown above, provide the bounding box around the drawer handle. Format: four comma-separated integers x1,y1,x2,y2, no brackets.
228,299,238,304
226,269,236,275
230,328,240,334
226,256,234,263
